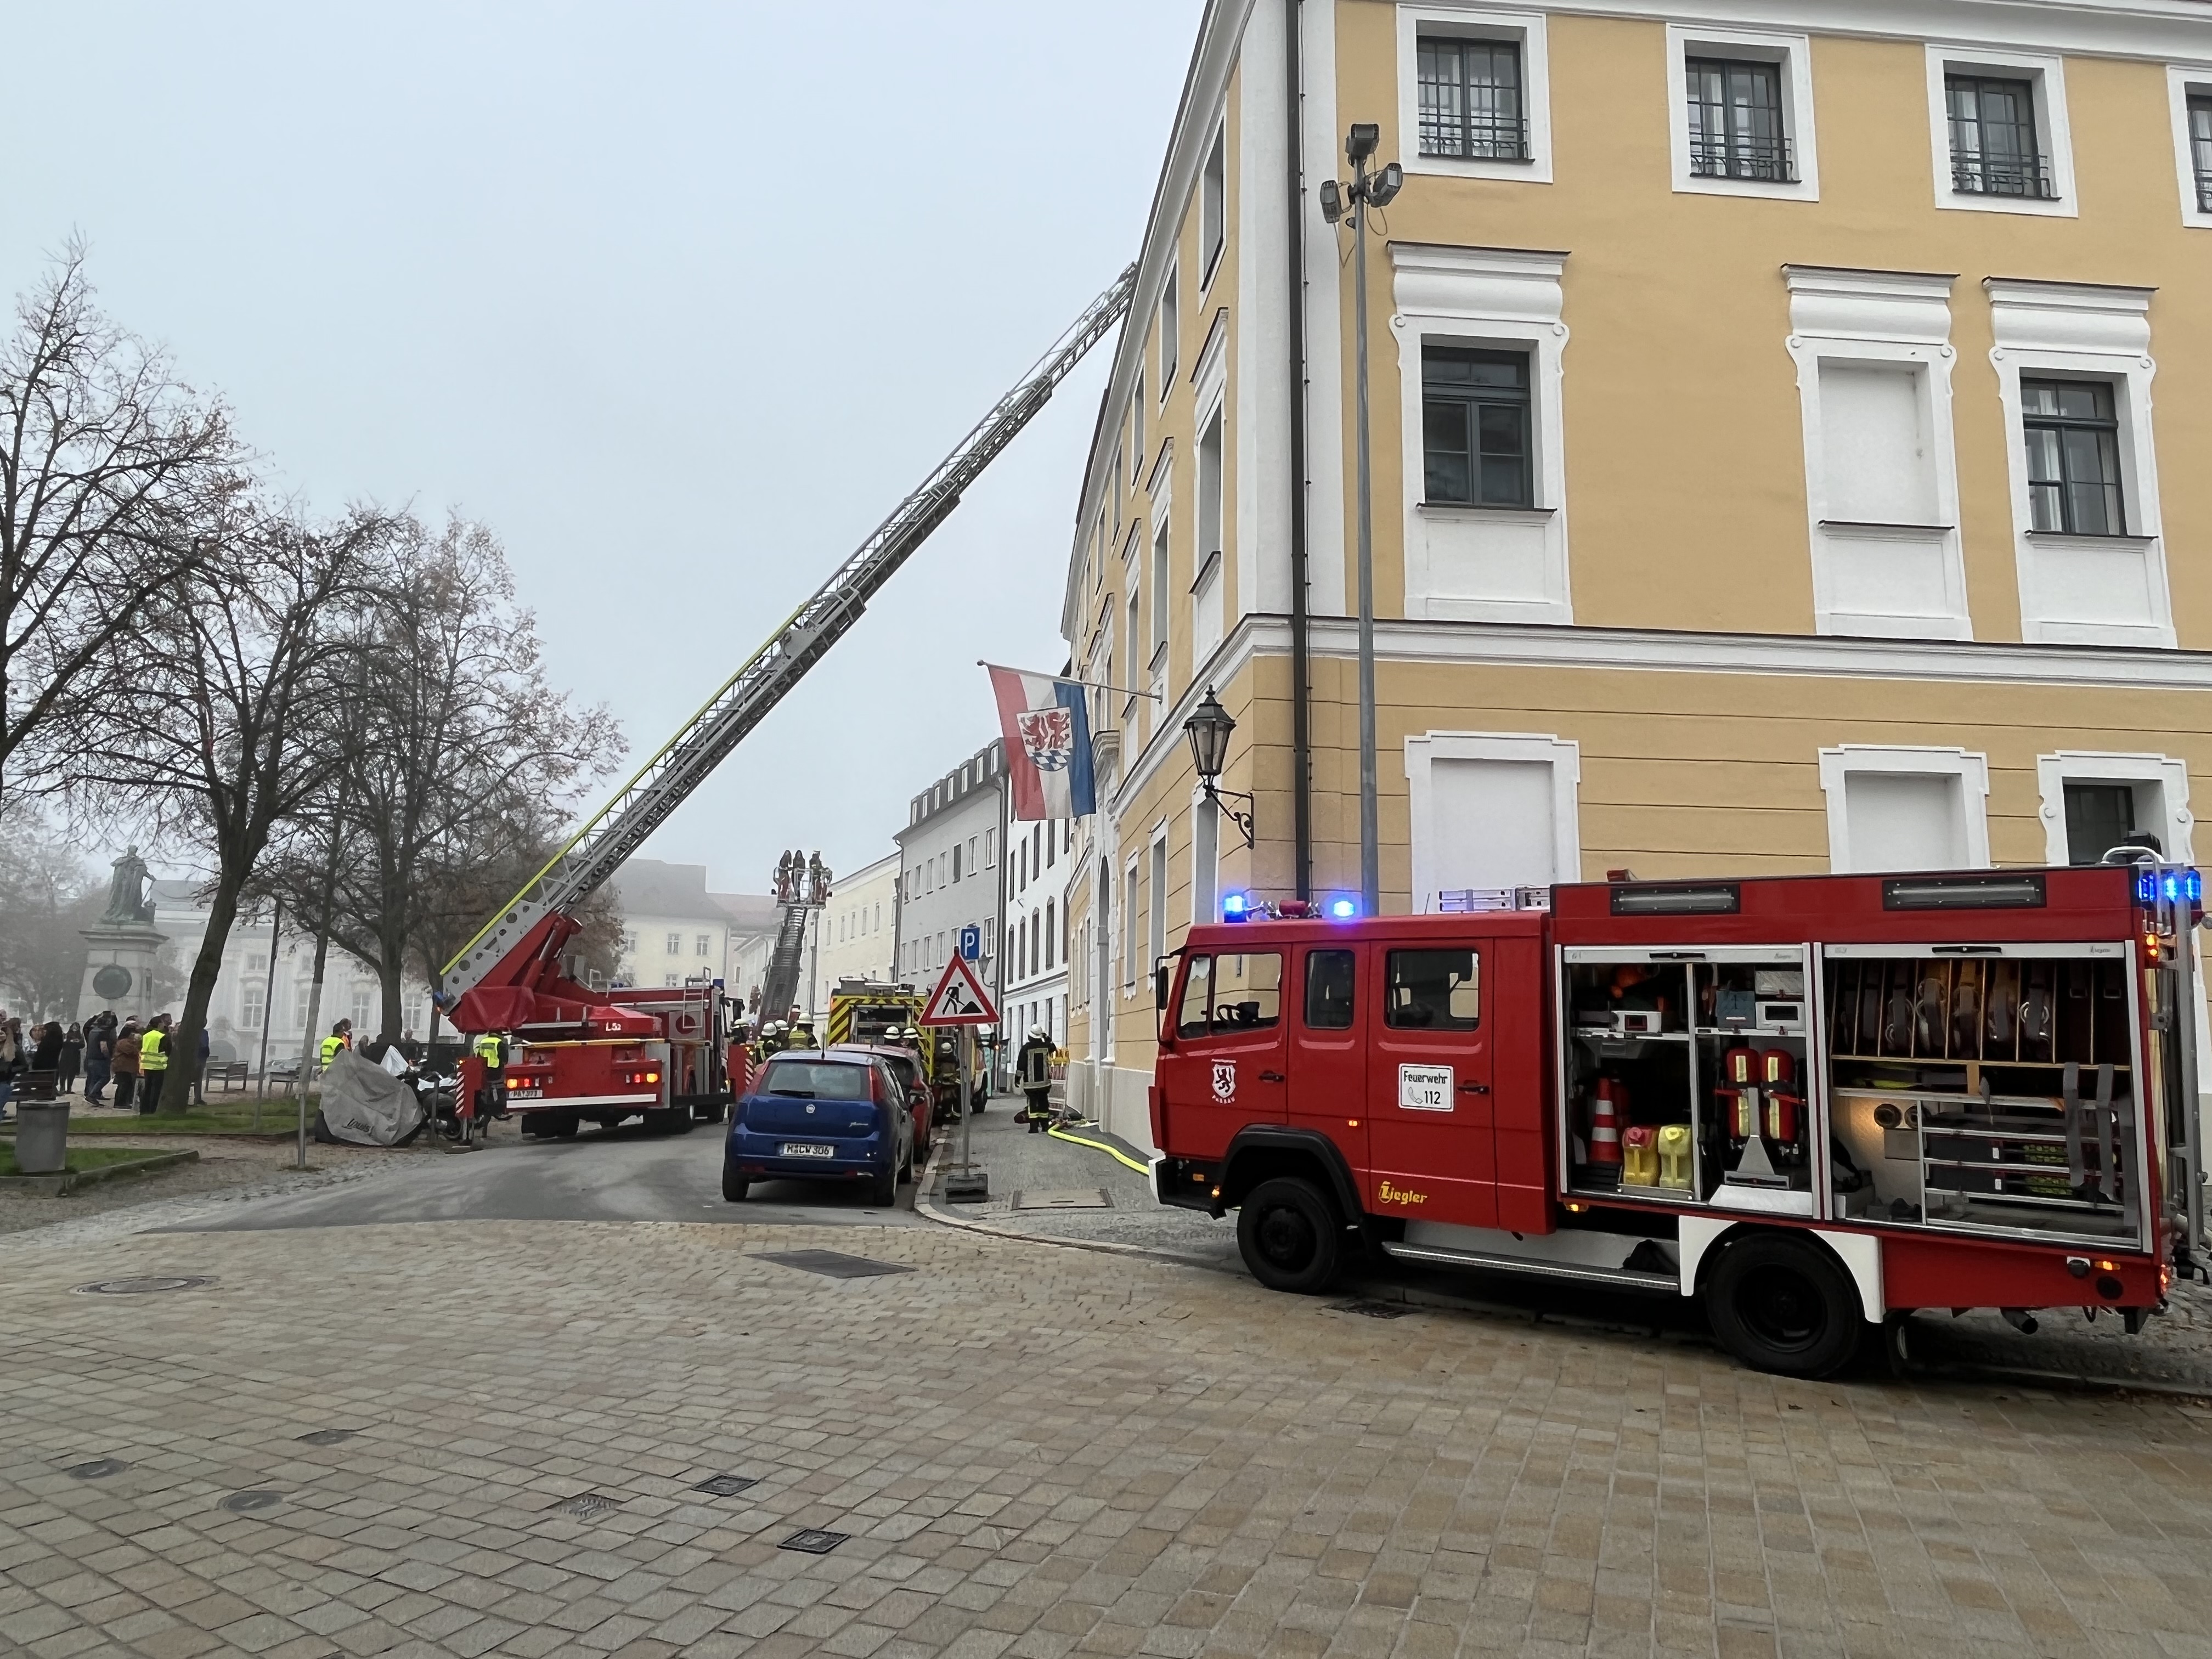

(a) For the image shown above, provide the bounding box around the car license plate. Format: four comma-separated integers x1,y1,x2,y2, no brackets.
509,1088,542,1099
781,1142,836,1159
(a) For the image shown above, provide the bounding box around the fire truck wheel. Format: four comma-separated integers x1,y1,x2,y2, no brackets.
552,1112,579,1139
1237,1177,1341,1294
1705,1233,1861,1379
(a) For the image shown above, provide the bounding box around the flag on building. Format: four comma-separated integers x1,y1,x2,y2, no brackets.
986,664,1097,821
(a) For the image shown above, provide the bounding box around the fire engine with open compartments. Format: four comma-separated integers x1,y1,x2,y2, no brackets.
1151,863,2205,1378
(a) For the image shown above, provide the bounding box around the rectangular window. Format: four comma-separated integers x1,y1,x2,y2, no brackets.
1200,126,1226,285
1817,362,1938,526
985,828,996,867
2063,782,2143,865
2192,94,2212,212
1304,950,1355,1030
1132,379,1145,478
241,982,266,1031
695,934,710,957
1422,345,1531,507
1148,838,1168,987
665,932,681,955
1122,857,1139,988
1385,949,1480,1031
1946,74,2053,198
1150,521,1171,661
952,844,962,884
1417,36,1526,160
1045,899,1056,969
1685,58,1791,181
2022,379,2124,534
1178,953,1282,1036
1160,267,1178,386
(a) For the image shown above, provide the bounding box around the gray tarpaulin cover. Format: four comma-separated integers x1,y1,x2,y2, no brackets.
313,1048,425,1147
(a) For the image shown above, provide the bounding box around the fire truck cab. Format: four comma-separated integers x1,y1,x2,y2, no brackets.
1153,864,2203,1377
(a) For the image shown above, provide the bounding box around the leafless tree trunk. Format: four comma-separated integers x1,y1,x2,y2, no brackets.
69,504,385,1107
0,246,239,797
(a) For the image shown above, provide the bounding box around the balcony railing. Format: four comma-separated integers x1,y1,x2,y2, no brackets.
1951,148,2057,199
1418,115,1531,162
2196,166,2212,213
1688,133,1795,183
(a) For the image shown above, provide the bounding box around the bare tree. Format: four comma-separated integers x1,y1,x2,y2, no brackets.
0,802,100,1018
71,503,385,1105
312,515,620,1039
0,246,239,795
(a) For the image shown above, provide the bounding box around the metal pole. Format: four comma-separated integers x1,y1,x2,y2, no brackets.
1351,148,1380,917
291,791,349,1170
959,1030,974,1172
253,898,280,1132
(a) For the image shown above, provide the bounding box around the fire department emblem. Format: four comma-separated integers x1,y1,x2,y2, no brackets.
1211,1061,1236,1103
1015,707,1075,772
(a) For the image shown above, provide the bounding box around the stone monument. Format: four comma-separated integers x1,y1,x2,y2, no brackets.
77,848,166,1025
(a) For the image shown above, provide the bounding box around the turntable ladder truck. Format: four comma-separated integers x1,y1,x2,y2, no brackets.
440,267,1137,1138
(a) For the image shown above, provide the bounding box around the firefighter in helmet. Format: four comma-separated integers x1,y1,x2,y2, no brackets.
1016,1024,1054,1132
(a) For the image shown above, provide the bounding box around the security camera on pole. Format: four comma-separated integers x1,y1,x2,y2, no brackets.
1318,124,1403,918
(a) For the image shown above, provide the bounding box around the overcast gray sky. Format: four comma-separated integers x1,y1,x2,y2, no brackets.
4,1,1197,897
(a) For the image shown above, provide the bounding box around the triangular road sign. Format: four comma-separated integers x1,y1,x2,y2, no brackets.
921,953,999,1026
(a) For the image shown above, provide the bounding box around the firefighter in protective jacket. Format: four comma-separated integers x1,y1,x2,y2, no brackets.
1016,1025,1053,1132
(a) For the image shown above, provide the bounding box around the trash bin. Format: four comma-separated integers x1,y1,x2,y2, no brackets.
14,1099,69,1175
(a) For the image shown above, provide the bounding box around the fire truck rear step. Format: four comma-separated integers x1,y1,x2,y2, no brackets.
1381,1240,1680,1293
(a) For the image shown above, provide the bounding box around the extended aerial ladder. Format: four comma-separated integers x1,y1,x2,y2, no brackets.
442,266,1136,1041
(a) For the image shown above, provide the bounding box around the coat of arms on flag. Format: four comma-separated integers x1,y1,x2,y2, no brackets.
986,664,1097,821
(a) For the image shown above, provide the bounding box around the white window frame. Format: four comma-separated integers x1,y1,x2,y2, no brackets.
2165,66,2212,229
1392,243,1571,625
1818,746,1991,873
2036,752,2196,867
1403,731,1581,912
1784,266,1968,641
1147,827,1170,990
1925,44,2077,219
1190,399,1227,670
1122,853,1141,995
1985,278,2171,648
1199,120,1227,293
1666,23,1820,204
1397,7,1553,186
1159,266,1178,390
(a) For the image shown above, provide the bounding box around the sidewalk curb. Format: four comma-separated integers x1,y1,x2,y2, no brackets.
0,1148,201,1197
913,1132,1232,1274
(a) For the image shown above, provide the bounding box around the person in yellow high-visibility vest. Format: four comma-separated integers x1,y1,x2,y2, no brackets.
138,1014,172,1114
318,1020,352,1076
471,1031,507,1126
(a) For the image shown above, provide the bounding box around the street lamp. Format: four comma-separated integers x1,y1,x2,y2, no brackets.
1320,122,1402,918
1183,686,1256,850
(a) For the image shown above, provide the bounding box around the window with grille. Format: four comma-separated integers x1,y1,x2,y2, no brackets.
1685,58,1792,181
1946,75,2053,198
2021,379,2124,535
1417,36,1527,160
1422,346,1532,507
2191,95,2212,212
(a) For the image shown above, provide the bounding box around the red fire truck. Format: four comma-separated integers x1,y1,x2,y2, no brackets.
1152,863,2204,1377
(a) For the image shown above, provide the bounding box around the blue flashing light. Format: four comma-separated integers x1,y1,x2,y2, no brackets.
2188,870,2204,904
2164,873,2183,904
1328,896,1358,920
1222,891,1250,922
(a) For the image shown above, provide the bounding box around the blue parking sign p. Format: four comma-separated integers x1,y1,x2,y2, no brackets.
959,925,981,961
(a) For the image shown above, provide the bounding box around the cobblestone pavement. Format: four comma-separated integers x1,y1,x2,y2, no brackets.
0,1137,424,1241
7,1217,2212,1658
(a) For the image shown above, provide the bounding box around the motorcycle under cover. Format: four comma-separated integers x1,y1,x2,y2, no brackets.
314,1049,426,1147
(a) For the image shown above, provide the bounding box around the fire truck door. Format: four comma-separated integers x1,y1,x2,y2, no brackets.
1162,949,1288,1158
1366,940,1497,1229
1286,944,1369,1177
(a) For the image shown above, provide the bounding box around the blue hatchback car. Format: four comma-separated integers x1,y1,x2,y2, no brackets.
723,1051,913,1205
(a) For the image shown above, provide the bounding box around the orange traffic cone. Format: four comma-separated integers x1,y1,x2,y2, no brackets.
1590,1077,1624,1166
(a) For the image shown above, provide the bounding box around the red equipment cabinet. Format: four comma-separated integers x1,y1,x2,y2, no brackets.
1152,864,2204,1377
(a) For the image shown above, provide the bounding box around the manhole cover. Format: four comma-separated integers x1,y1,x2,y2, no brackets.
557,1493,622,1519
692,1474,759,1497
1330,1300,1410,1319
65,1459,127,1480
755,1250,913,1279
295,1430,356,1447
76,1276,213,1296
1013,1188,1110,1211
779,1528,848,1554
222,1491,282,1513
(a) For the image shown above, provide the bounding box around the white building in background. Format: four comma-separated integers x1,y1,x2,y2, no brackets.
894,742,1005,1019
808,850,901,1009
1001,817,1075,1049
608,857,779,1009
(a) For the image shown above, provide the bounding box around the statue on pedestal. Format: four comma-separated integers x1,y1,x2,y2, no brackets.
101,848,156,927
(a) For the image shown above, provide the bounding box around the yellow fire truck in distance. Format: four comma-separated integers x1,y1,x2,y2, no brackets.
825,979,974,1122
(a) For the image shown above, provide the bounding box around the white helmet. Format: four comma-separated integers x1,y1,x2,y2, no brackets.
1029,1025,1048,1040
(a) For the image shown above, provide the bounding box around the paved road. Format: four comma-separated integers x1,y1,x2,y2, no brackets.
163,1118,923,1233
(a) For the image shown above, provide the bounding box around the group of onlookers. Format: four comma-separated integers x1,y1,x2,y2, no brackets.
0,1008,181,1120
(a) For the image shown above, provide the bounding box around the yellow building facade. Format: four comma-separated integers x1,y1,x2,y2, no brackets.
1064,0,2212,1150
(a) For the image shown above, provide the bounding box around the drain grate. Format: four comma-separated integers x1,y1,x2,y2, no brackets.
692,1474,759,1497
755,1250,913,1280
76,1276,213,1296
65,1459,127,1480
1330,1300,1411,1319
779,1528,849,1554
222,1491,282,1513
1012,1188,1111,1211
557,1493,622,1520
295,1429,356,1447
